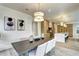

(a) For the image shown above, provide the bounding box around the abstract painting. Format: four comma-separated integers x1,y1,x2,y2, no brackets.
17,19,25,31
4,16,15,31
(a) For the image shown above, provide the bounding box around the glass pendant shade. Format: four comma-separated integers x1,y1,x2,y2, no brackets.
64,24,67,27
60,22,64,26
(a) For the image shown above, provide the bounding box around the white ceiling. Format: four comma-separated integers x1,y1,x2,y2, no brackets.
0,3,79,23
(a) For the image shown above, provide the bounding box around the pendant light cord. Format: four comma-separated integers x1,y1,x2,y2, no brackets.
38,3,40,11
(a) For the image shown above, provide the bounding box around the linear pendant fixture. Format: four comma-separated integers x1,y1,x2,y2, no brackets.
60,22,67,27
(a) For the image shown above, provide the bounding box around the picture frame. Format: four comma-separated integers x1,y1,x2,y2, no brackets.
77,27,79,33
17,19,25,31
4,16,15,31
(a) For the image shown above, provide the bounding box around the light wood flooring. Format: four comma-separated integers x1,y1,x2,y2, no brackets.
46,38,79,56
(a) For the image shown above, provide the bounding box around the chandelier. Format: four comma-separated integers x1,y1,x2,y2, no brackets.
34,4,44,22
34,12,44,22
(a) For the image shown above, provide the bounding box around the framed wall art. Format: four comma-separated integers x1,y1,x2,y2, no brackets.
17,19,25,31
77,27,79,33
4,16,15,31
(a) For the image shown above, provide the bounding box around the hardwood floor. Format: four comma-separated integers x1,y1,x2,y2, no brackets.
46,38,79,56
56,39,79,51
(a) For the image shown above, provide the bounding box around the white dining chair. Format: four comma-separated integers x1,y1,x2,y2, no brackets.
35,42,48,56
28,39,56,56
45,39,56,54
28,42,48,56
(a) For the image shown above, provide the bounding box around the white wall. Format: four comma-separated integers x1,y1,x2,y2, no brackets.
73,23,79,39
0,5,33,42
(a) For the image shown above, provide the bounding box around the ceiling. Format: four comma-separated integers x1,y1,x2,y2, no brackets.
0,3,79,23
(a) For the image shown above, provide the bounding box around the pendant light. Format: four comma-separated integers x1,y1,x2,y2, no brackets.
60,22,64,26
64,24,67,27
60,22,67,27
